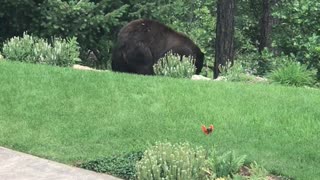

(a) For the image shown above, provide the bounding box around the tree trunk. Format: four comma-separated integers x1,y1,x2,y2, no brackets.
259,0,277,52
214,0,235,79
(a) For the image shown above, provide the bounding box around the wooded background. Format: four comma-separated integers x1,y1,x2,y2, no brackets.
0,0,319,78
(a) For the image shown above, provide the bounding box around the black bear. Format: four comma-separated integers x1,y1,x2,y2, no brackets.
111,19,204,75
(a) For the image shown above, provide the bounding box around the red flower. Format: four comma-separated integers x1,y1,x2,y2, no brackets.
201,125,214,135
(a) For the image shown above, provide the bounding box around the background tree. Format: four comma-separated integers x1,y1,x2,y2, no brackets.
259,0,277,52
214,0,236,78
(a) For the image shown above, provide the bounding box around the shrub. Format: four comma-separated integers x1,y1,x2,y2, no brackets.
214,151,246,178
2,33,80,67
2,33,38,63
235,52,260,75
268,61,317,87
135,142,211,180
80,151,143,180
247,162,269,179
219,61,257,82
48,37,80,67
153,52,196,78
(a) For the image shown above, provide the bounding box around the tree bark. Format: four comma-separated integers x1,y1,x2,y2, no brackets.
214,0,235,79
259,0,277,52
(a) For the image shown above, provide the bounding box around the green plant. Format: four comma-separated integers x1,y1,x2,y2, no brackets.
48,37,80,67
136,142,211,180
257,49,290,76
2,33,39,63
153,52,196,78
235,52,260,75
215,151,246,178
80,151,143,180
247,162,269,180
2,33,80,66
273,1,320,79
268,61,316,87
218,61,257,82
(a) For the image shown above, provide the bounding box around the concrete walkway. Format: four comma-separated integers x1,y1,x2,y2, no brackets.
0,147,122,180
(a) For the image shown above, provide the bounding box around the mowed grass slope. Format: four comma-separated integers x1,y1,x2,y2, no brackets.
0,61,319,179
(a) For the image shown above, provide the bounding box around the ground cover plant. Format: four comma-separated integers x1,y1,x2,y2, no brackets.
80,151,143,180
0,61,320,179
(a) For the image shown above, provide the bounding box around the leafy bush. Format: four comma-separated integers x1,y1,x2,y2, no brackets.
48,37,81,67
80,151,143,180
80,142,270,180
219,61,256,82
235,49,289,77
247,162,269,179
268,61,316,87
256,49,291,76
153,52,196,78
214,151,246,178
2,33,80,67
135,142,211,180
234,52,260,75
2,33,37,63
273,1,320,79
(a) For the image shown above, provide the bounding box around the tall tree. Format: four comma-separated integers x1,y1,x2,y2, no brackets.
214,0,236,78
259,0,277,52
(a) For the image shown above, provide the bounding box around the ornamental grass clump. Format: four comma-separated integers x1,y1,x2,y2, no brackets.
268,61,316,87
135,142,210,180
153,51,196,78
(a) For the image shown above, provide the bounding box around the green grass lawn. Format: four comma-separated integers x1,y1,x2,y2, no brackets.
0,61,319,179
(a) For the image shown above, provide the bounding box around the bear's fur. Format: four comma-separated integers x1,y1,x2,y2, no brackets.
111,19,204,75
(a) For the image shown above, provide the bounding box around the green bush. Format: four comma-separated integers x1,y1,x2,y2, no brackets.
80,151,143,180
219,61,257,82
235,52,260,76
136,142,211,180
2,33,38,63
48,37,81,67
214,151,246,178
273,1,320,79
268,61,317,87
2,33,80,67
82,142,271,179
153,52,196,78
235,49,290,77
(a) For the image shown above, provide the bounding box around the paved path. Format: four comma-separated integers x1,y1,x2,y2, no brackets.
0,147,122,180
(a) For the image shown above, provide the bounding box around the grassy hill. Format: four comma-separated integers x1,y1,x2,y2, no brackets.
0,61,319,179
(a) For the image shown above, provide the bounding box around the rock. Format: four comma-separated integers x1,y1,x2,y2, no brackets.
213,76,226,81
191,75,212,81
72,64,102,72
254,76,268,82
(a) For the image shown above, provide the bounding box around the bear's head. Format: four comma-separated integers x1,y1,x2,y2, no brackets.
194,49,204,75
